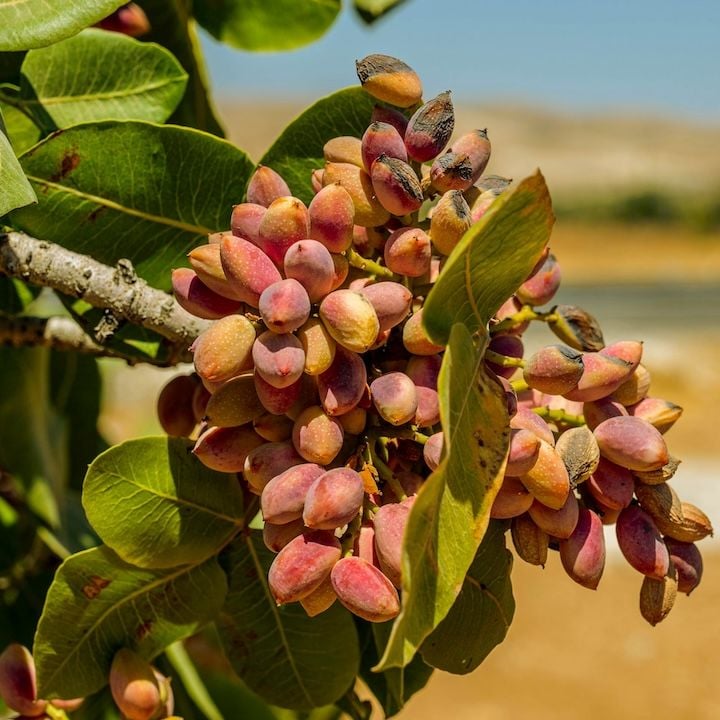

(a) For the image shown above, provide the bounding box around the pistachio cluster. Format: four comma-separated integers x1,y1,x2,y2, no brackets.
157,54,712,627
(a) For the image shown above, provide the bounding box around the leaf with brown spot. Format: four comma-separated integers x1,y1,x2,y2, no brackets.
33,545,226,699
376,323,510,671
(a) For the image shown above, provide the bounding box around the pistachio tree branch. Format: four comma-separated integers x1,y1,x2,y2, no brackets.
0,231,210,346
0,311,193,365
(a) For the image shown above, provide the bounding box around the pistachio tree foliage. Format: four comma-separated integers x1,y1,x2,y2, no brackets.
0,3,712,720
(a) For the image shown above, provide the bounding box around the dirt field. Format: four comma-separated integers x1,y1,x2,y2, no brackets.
396,551,720,720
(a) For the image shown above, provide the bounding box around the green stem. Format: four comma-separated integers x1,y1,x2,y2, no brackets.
369,439,406,501
510,378,530,393
491,305,558,334
36,527,70,560
533,406,586,427
45,705,69,720
484,349,525,368
242,496,260,529
165,642,224,720
346,248,395,279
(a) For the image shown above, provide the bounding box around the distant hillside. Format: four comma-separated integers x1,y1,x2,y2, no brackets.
216,99,720,200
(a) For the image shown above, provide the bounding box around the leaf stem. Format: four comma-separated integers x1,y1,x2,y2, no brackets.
510,378,529,393
532,406,586,427
484,349,525,368
165,642,224,720
491,305,557,334
346,248,395,279
368,438,406,501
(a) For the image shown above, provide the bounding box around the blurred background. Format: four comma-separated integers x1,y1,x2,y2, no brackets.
100,1,720,717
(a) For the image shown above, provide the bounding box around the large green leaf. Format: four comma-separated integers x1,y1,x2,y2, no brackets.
423,171,554,345
195,0,341,51
376,323,510,670
421,521,514,673
0,0,124,51
259,87,376,203
19,29,188,128
218,533,359,710
0,107,36,215
83,437,244,568
359,622,433,717
141,0,225,135
34,545,227,698
11,121,254,289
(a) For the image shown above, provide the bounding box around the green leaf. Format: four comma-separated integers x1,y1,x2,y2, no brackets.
11,121,254,289
353,0,408,24
19,29,188,128
34,545,227,698
359,622,433,717
0,99,41,153
0,346,63,527
376,323,510,670
195,0,341,51
259,87,376,204
141,0,225,135
0,0,124,51
83,437,244,569
421,521,514,673
423,171,555,345
218,533,360,710
49,351,107,491
0,108,36,215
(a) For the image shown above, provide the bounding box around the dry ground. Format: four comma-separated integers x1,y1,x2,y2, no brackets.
216,99,720,198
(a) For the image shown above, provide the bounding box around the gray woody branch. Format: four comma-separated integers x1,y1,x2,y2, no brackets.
0,231,210,352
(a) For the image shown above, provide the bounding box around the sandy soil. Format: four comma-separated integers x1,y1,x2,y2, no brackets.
215,99,720,197
396,550,720,720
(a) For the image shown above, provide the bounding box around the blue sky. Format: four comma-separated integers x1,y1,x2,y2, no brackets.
201,0,720,121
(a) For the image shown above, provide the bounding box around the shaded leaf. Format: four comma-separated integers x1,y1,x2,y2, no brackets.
19,29,188,128
142,0,225,135
0,107,36,215
0,99,41,153
0,51,25,83
83,437,244,568
421,521,514,673
0,275,39,313
0,563,57,649
423,171,554,345
359,622,433,717
34,545,227,698
376,323,509,670
218,533,359,710
49,351,107,491
259,87,376,204
0,346,62,527
195,0,341,52
353,0,408,24
12,121,254,290
0,0,124,51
